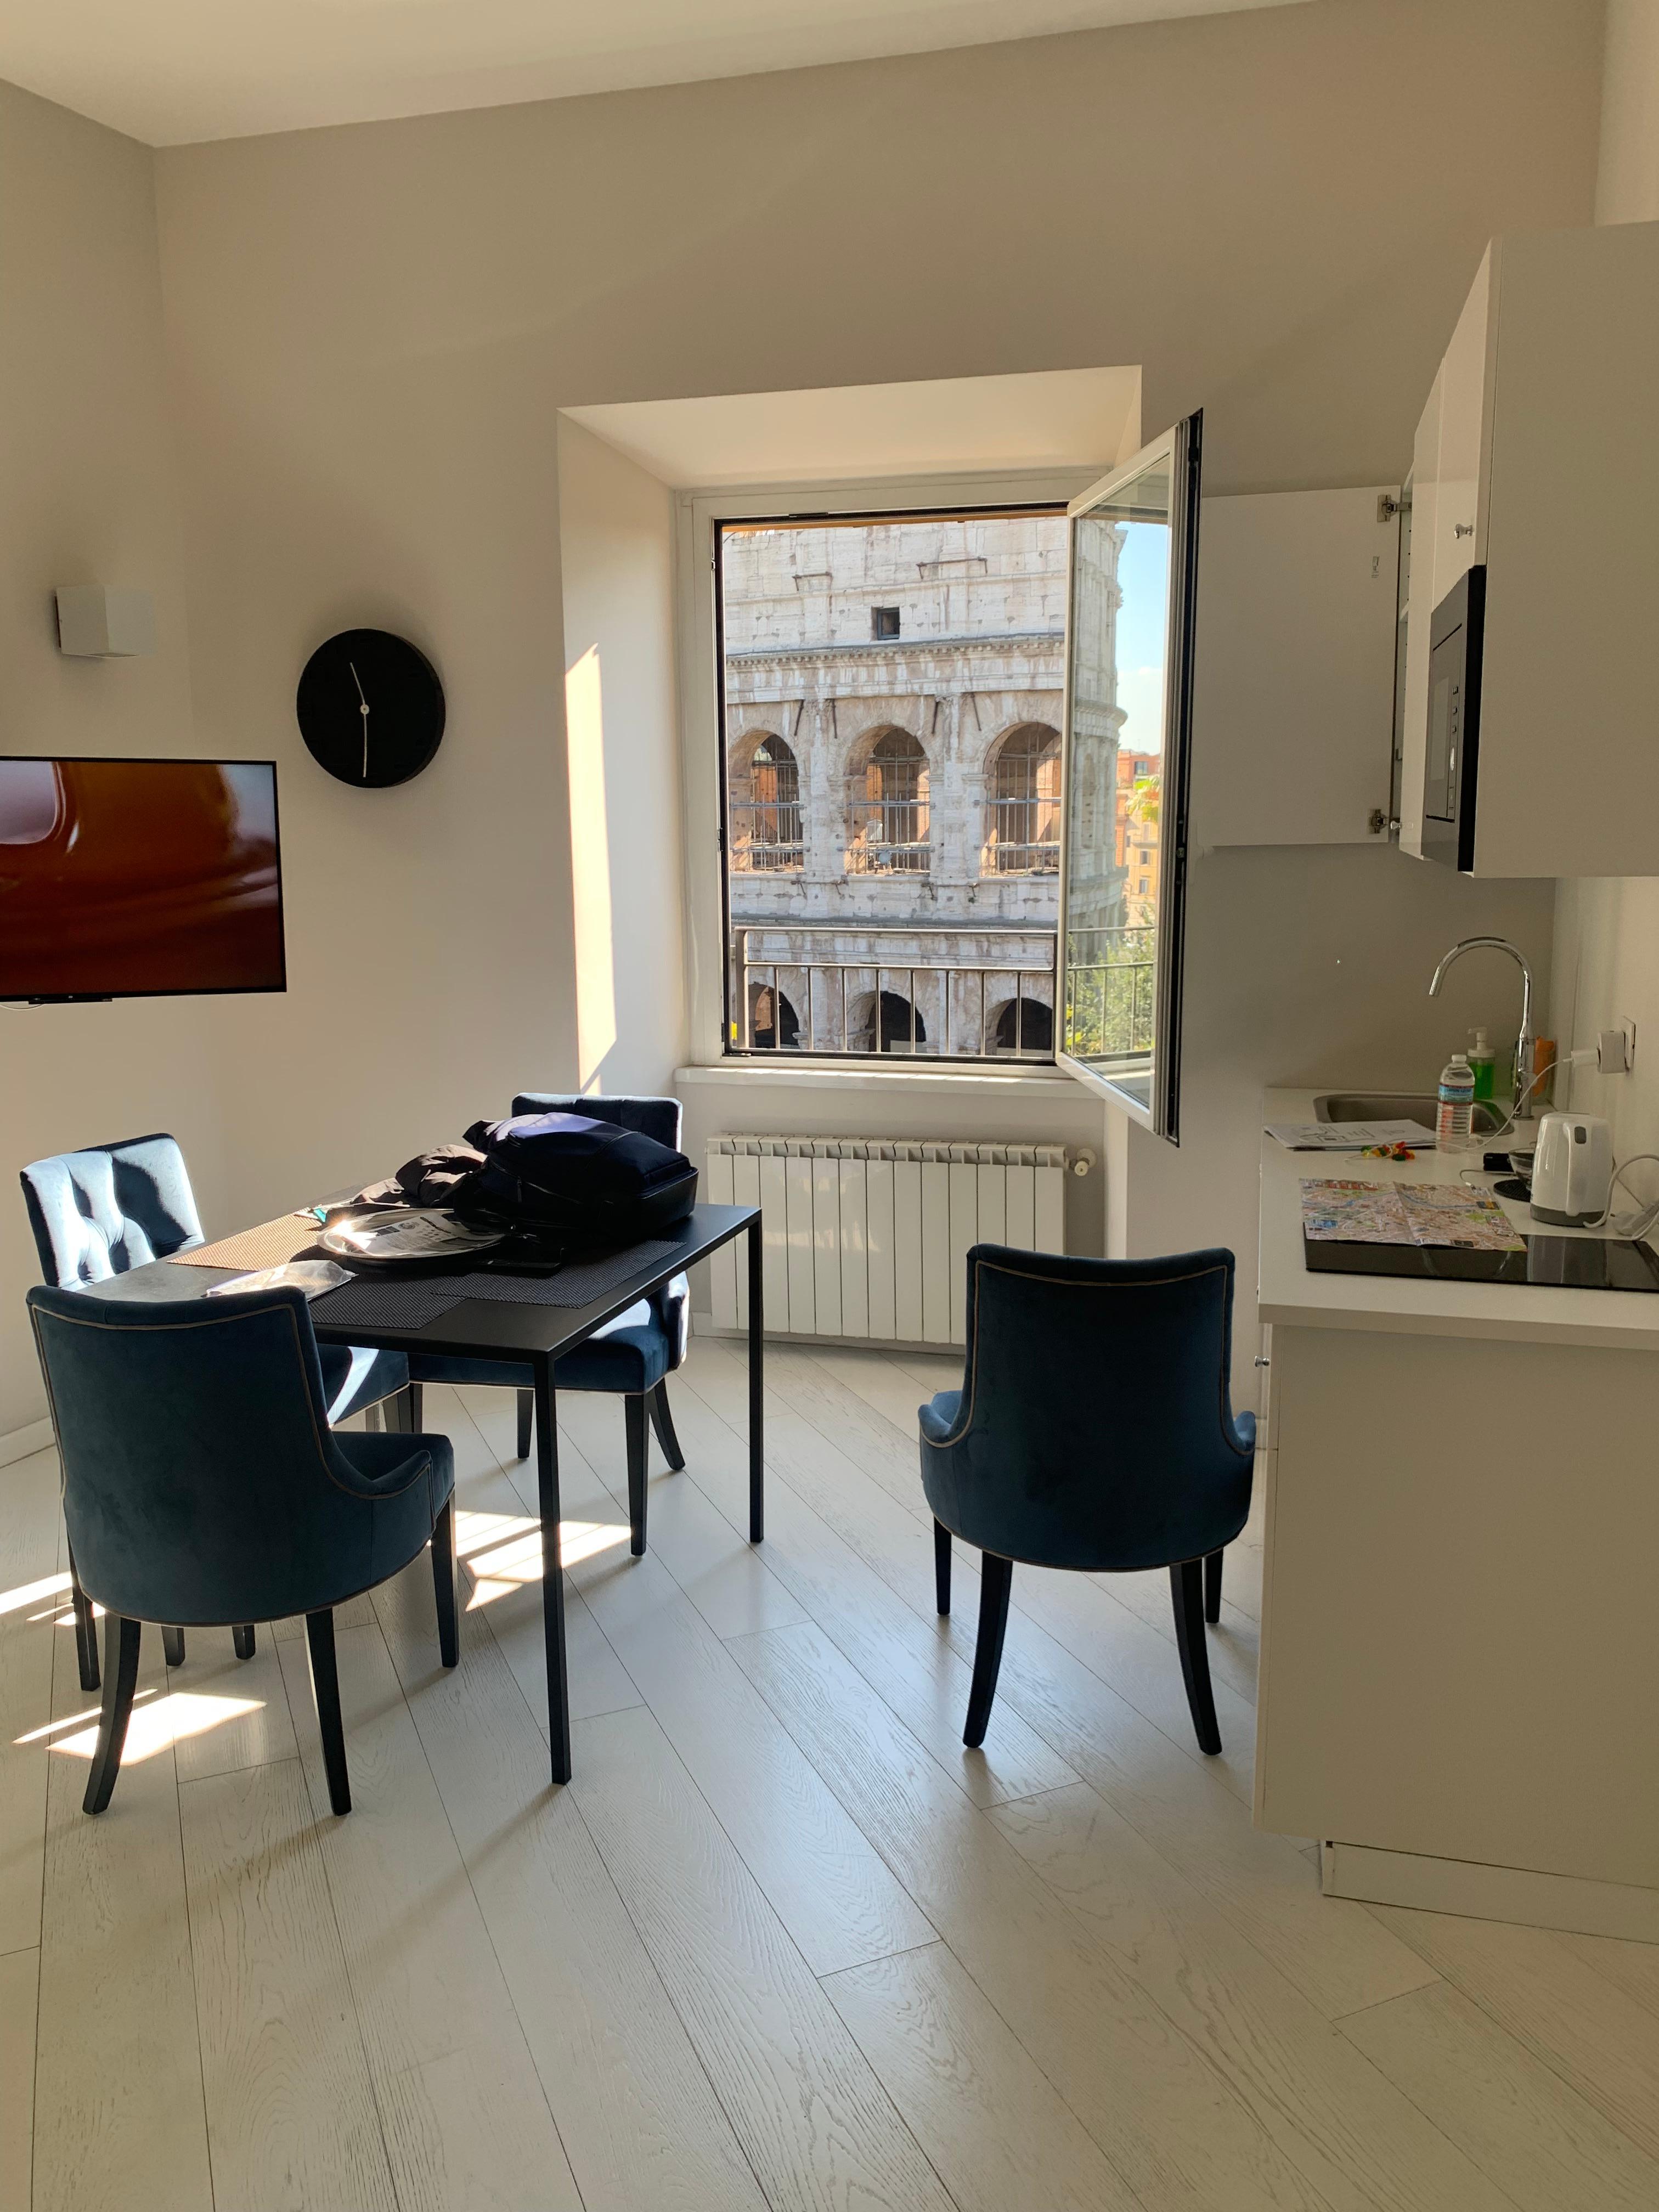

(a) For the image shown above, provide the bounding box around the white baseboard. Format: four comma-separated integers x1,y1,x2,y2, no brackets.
0,1418,53,1469
1321,1839,1659,1944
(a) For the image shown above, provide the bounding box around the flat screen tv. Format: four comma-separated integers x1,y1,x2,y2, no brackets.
0,757,285,1003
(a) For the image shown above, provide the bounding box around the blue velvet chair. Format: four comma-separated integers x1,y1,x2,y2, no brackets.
920,1244,1256,1754
26,1283,458,1817
20,1133,410,1689
403,1094,691,1557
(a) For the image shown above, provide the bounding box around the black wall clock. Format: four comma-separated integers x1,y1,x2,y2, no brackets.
296,628,445,788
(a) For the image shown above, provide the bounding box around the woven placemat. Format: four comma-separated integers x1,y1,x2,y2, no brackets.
447,1239,682,1308
309,1277,466,1331
172,1215,323,1270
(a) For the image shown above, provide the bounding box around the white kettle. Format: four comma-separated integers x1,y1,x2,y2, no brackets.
1529,1113,1613,1227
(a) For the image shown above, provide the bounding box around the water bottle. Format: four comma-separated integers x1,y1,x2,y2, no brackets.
1436,1051,1476,1151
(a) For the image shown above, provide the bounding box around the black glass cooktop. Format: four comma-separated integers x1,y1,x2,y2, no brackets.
1303,1234,1659,1292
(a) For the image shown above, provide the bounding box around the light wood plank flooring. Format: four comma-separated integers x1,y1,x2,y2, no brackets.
4,1340,1658,2211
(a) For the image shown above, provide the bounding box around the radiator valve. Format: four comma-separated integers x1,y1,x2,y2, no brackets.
1071,1150,1095,1177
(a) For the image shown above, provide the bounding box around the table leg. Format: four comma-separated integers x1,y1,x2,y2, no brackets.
747,1218,764,1544
533,1357,572,1785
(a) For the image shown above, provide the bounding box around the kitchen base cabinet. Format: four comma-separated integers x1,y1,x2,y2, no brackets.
1255,1321,1659,1936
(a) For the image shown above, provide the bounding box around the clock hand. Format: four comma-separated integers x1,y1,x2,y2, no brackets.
349,660,370,780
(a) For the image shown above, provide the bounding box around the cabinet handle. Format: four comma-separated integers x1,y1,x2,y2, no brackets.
1453,522,1474,539
1254,1356,1271,1368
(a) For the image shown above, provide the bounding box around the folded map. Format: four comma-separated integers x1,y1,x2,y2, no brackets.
1300,1178,1524,1252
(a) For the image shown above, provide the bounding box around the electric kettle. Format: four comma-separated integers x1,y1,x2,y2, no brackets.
1529,1113,1613,1227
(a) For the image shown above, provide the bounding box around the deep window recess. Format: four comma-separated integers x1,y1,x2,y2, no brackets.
718,506,1065,1061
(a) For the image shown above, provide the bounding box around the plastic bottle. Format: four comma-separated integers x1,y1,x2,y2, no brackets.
1467,1027,1497,1104
1437,1051,1476,1150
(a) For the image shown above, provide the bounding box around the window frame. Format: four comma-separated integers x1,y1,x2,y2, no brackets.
675,466,1098,1074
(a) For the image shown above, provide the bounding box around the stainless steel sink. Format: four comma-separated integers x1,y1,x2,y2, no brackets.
1314,1091,1505,1136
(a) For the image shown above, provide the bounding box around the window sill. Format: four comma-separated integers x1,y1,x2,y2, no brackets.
675,1059,1087,1102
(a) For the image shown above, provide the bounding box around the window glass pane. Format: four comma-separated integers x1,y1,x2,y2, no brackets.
718,509,1065,1060
1062,455,1174,1114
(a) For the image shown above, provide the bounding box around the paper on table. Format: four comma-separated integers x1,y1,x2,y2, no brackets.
206,1259,354,1299
1268,1120,1436,1151
1300,1179,1524,1251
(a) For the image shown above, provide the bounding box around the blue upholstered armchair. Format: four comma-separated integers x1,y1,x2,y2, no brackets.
27,1284,458,1817
20,1133,410,1689
403,1093,691,1556
921,1244,1256,1754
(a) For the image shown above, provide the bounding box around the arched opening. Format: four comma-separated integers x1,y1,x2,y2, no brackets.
860,989,926,1054
984,723,1061,874
990,994,1054,1055
729,732,802,871
748,981,800,1051
846,728,930,874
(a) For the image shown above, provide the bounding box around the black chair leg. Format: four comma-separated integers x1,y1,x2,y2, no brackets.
1204,1548,1223,1624
648,1383,686,1472
1171,1559,1222,1754
964,1553,1013,1748
162,1626,186,1668
68,1549,99,1693
432,1501,459,1668
233,1624,257,1660
516,1388,533,1461
83,1615,142,1815
305,1609,352,1815
625,1395,648,1558
934,1520,952,1615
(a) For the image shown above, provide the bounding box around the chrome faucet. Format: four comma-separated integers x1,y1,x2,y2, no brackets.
1428,936,1539,1123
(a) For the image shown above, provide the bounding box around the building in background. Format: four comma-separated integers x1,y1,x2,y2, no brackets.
722,512,1128,1057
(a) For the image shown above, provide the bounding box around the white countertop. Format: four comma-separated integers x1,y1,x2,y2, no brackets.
1258,1090,1659,1351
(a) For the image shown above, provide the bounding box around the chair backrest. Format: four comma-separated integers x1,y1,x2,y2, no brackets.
20,1134,203,1287
27,1283,419,1624
511,1092,682,1153
922,1243,1254,1573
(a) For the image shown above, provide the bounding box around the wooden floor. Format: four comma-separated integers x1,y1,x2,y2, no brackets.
5,1337,1659,2211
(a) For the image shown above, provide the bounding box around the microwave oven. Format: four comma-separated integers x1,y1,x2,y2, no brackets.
1421,565,1486,872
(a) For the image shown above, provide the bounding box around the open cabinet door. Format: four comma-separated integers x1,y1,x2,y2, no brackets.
1057,411,1201,1141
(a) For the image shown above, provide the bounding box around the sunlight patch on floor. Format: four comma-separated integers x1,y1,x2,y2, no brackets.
44,1691,262,1763
455,1507,629,1608
1,1570,71,1617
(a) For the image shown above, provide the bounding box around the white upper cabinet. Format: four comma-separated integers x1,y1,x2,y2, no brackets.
1401,221,1659,876
1190,486,1400,848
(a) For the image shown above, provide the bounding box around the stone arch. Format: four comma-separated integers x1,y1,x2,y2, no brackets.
727,730,802,872
845,725,930,874
988,992,1054,1055
983,721,1061,874
848,986,927,1054
748,980,800,1050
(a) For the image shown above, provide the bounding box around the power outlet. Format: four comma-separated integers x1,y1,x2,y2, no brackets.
1596,1022,1637,1075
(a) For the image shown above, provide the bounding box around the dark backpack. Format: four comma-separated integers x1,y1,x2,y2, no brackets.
459,1111,697,1250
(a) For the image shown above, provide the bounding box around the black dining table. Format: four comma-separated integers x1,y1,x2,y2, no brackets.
87,1201,764,1785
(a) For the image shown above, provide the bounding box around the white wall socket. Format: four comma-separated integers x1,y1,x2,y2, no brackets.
55,585,156,658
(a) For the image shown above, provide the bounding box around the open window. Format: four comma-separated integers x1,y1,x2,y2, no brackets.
1058,413,1201,1140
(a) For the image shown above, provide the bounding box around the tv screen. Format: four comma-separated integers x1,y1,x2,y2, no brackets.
0,757,285,1002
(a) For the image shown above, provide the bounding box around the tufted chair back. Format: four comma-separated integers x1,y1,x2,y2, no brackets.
20,1135,204,1288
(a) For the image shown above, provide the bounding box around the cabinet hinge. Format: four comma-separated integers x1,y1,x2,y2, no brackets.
1377,492,1406,524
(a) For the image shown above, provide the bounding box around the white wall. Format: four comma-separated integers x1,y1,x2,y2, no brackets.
0,82,224,1441
1550,1,1659,1184
555,418,687,1098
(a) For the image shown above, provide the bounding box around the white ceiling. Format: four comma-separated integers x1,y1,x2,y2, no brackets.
0,0,1312,148
564,366,1144,490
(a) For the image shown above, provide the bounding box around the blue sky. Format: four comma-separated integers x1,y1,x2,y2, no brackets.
1113,521,1170,758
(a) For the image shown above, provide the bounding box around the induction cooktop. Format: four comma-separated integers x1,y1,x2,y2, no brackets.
1302,1234,1659,1291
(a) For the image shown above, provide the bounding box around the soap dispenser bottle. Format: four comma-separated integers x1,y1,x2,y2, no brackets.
1437,1052,1476,1150
1467,1027,1497,1104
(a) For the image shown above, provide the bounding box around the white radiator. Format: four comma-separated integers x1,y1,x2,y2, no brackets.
703,1135,1070,1347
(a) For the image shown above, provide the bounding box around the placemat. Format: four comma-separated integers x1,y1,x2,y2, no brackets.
171,1215,323,1270
309,1277,467,1331
447,1240,683,1307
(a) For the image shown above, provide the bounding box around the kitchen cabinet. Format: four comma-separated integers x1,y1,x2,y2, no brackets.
1190,486,1400,848
1400,219,1659,876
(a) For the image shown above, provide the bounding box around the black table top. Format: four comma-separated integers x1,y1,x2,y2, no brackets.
86,1203,759,1365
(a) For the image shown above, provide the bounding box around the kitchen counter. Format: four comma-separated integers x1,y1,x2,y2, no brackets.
1257,1087,1659,1349
1252,1087,1659,1940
